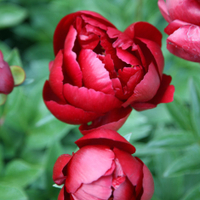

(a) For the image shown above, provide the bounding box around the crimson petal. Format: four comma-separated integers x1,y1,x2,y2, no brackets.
63,83,122,113
65,145,115,193
123,62,160,107
167,24,200,62
79,106,132,135
76,128,135,154
79,49,114,94
43,81,99,124
53,154,72,185
63,25,82,87
72,176,112,200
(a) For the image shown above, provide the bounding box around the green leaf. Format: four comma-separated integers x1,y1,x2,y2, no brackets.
0,184,27,200
164,145,200,177
6,48,23,67
0,159,43,188
0,94,7,106
10,65,26,86
148,130,195,149
182,183,200,200
166,97,192,131
0,3,27,29
189,79,200,138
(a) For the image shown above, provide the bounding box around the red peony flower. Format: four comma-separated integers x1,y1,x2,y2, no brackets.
53,129,154,200
43,11,174,130
158,0,200,62
0,50,14,94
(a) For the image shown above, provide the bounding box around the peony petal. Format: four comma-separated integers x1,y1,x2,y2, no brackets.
75,128,135,154
54,11,115,55
58,187,65,200
79,106,132,135
166,0,200,26
49,50,65,102
137,38,164,78
63,25,82,87
53,154,72,185
124,22,162,47
122,62,160,107
131,74,174,111
158,0,172,23
113,177,135,200
78,49,114,94
140,160,154,200
116,48,141,66
167,25,200,62
164,19,191,35
0,51,14,94
43,81,99,124
63,83,122,113
72,176,112,200
65,145,115,193
113,148,153,199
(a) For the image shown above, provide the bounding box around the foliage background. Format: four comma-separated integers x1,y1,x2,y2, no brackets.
0,0,200,199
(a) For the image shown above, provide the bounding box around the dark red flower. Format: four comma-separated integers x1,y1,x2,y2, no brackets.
43,11,174,130
0,50,14,94
53,129,154,200
158,0,200,62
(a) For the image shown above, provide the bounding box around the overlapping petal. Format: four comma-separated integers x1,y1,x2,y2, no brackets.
75,128,136,154
65,145,115,193
167,25,200,62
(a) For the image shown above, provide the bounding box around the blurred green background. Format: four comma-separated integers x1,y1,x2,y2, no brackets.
0,0,200,199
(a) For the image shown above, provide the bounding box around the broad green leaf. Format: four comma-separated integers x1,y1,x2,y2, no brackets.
0,4,27,28
189,79,200,138
148,130,195,149
153,151,184,200
164,145,200,177
182,183,200,200
6,48,23,67
0,159,43,188
0,184,27,200
119,111,152,141
166,97,192,131
0,94,7,105
26,118,73,149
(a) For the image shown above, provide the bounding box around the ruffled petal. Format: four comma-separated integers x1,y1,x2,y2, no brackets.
43,81,99,124
49,50,65,102
137,38,164,78
167,24,200,62
158,0,172,23
75,128,135,154
65,145,115,193
113,177,135,200
79,106,132,135
166,0,200,25
78,49,114,94
72,176,112,200
140,159,154,200
114,148,143,187
164,19,191,35
53,154,72,185
63,25,82,87
131,74,174,111
63,83,122,113
124,22,162,47
122,62,160,107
